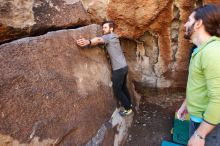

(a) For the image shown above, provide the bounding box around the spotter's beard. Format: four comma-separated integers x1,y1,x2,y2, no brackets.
184,22,195,40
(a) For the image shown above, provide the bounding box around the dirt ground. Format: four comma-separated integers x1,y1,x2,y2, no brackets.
125,88,185,146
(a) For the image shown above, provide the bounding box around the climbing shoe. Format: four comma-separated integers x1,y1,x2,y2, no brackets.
119,109,133,117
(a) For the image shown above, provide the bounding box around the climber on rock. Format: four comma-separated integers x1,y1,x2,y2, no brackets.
76,20,133,117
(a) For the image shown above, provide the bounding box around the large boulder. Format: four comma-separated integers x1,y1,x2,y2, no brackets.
0,24,116,146
0,0,91,44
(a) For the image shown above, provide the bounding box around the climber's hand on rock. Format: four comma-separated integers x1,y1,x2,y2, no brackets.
76,38,90,47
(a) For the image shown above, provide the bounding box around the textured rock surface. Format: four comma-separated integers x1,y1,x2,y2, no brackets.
107,0,172,39
82,0,219,88
82,0,108,23
1,0,220,89
0,24,116,146
107,0,211,88
106,0,193,88
205,0,220,6
0,0,90,44
85,108,134,146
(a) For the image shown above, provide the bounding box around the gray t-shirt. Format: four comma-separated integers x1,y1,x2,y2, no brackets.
101,33,127,70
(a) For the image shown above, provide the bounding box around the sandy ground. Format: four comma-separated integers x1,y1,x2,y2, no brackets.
125,88,185,146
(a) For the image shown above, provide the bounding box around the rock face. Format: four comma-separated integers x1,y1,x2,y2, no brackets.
1,0,220,89
106,0,219,88
105,0,194,88
0,24,116,146
107,0,172,39
82,0,220,89
205,0,220,6
0,0,90,44
82,0,108,23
